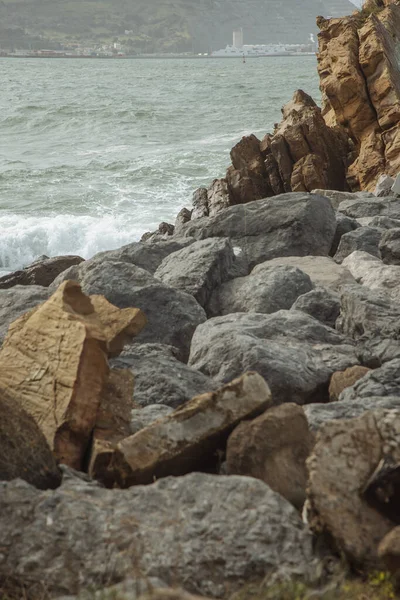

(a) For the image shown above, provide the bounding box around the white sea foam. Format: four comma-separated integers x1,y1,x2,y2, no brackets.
0,213,146,271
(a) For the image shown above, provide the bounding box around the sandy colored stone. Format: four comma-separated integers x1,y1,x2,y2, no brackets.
306,409,400,568
329,365,371,401
112,371,272,487
0,281,146,470
226,403,315,509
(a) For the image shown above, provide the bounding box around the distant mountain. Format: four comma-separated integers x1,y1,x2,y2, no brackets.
0,0,357,52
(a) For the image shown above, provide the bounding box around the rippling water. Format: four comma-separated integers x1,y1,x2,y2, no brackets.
0,56,319,271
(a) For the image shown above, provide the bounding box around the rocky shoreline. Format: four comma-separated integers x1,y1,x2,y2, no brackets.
3,1,400,599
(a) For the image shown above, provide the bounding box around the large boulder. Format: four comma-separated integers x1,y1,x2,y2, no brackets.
338,359,400,402
329,213,360,257
291,286,340,329
0,255,84,289
208,265,313,317
226,403,314,509
188,310,358,405
51,259,206,361
342,251,400,299
154,238,242,311
112,372,271,487
333,227,383,263
306,409,400,568
338,196,400,219
0,390,61,490
312,190,376,210
178,193,337,270
258,255,355,290
0,285,50,344
379,228,400,265
0,281,146,470
328,365,371,402
92,238,196,274
112,343,216,409
0,472,314,597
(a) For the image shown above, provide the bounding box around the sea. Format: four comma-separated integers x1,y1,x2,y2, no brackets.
0,56,319,273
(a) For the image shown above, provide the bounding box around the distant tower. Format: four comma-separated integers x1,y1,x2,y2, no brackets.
233,28,243,49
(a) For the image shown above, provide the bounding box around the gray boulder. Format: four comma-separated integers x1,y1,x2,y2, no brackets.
0,472,313,598
52,260,206,361
154,238,244,311
333,227,382,263
338,359,400,401
379,228,400,265
130,404,174,434
92,237,196,274
112,343,216,409
342,251,400,299
357,215,400,229
178,193,336,270
0,255,84,289
329,213,360,257
188,310,358,405
337,196,400,219
0,285,50,344
374,174,395,197
258,256,355,290
208,265,313,317
312,189,375,210
291,287,340,329
304,396,400,431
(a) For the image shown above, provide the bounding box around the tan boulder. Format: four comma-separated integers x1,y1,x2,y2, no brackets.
226,403,315,509
230,134,266,177
88,368,135,487
0,389,61,489
226,166,271,205
0,281,146,470
306,409,400,568
329,365,371,401
112,371,272,487
206,178,232,217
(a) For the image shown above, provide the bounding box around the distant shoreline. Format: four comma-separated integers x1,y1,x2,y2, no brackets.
0,53,316,60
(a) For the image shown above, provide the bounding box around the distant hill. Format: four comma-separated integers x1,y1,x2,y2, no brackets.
0,0,356,52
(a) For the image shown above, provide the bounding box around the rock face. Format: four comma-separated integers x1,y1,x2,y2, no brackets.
226,403,314,509
0,390,61,490
317,3,400,191
52,259,206,361
208,265,313,317
189,310,358,405
0,472,313,598
0,255,84,289
154,238,241,311
179,193,337,270
328,365,371,401
112,343,216,409
112,372,272,487
306,409,400,568
0,281,146,470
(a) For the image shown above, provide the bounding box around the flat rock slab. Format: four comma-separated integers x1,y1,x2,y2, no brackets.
258,255,355,290
307,409,400,568
189,310,358,405
112,372,271,487
178,193,336,270
0,472,313,597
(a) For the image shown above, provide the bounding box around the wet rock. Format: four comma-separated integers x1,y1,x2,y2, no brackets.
113,372,271,487
0,389,61,490
0,255,84,290
259,255,355,290
343,251,400,298
92,237,196,274
112,343,216,409
0,472,313,598
333,227,382,263
0,285,50,345
328,365,371,402
291,287,340,329
208,265,313,317
189,310,358,405
304,396,400,431
154,238,239,311
226,403,314,509
0,281,146,470
379,228,400,265
329,213,360,257
130,404,174,435
179,193,337,270
306,409,400,568
52,260,206,361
